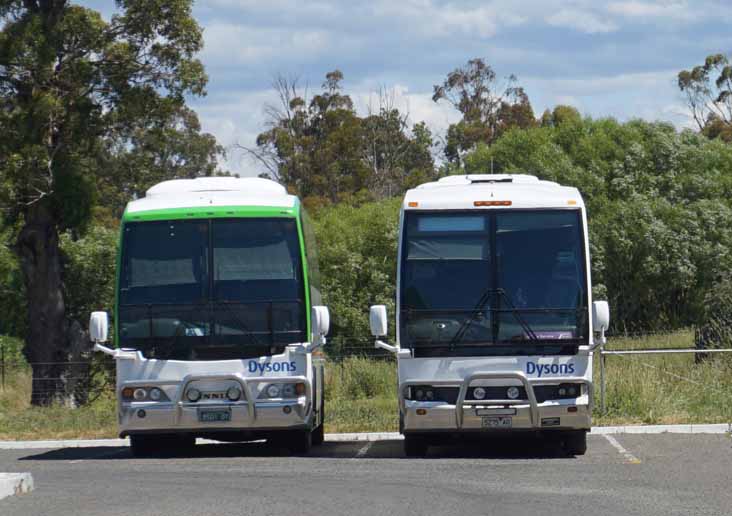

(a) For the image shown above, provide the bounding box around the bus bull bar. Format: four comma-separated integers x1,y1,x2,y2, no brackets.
400,371,593,430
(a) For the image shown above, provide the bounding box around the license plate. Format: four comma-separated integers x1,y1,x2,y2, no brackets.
482,416,512,429
198,408,231,423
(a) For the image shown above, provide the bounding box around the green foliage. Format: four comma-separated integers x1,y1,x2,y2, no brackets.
313,198,401,354
433,58,536,163
252,72,436,204
678,53,732,135
60,225,118,323
464,117,732,331
326,356,396,400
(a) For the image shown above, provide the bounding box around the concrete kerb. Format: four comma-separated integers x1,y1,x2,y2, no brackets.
0,472,34,501
0,424,729,450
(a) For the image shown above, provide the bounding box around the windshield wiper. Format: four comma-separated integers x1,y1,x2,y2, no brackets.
449,288,538,346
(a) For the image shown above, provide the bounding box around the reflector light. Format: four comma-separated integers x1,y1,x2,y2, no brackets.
568,406,578,413
416,409,427,415
474,200,512,207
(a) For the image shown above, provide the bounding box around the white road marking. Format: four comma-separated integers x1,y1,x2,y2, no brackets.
353,441,373,459
603,434,641,464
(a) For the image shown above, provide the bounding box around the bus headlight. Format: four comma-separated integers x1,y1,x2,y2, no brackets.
506,386,520,400
259,383,306,399
473,387,486,400
122,386,170,402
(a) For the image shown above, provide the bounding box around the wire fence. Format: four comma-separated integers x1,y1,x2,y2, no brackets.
3,328,732,411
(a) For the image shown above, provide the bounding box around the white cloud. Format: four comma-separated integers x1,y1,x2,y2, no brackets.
546,9,619,34
201,23,332,66
606,1,694,20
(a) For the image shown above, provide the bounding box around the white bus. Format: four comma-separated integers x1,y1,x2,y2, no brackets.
90,177,330,456
370,174,609,457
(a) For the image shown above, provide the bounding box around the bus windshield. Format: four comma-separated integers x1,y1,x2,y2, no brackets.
118,218,306,360
400,210,588,356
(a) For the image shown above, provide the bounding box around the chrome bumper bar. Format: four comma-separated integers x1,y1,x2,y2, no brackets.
400,372,593,430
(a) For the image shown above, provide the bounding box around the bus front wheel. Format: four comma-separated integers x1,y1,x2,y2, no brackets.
563,430,587,456
404,435,428,458
287,429,313,455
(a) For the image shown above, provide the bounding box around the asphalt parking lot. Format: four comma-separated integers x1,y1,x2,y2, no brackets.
0,433,730,516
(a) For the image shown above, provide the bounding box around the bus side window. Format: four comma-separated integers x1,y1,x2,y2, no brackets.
301,209,322,306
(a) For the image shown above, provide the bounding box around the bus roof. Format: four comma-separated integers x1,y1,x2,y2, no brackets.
124,177,298,218
403,174,584,210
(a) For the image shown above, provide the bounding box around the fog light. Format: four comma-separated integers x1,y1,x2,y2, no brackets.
186,388,201,402
149,388,163,401
137,409,146,418
133,388,147,401
226,386,241,401
283,405,292,414
473,387,486,400
506,386,520,400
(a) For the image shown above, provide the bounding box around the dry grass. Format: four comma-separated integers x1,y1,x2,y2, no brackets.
593,329,732,426
1,331,730,439
0,366,117,440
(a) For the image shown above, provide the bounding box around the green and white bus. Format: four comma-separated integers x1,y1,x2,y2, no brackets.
90,177,329,457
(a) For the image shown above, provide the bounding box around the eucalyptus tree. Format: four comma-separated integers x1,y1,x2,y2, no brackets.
0,0,207,405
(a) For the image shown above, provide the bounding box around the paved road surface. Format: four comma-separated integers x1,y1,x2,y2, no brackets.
0,433,730,516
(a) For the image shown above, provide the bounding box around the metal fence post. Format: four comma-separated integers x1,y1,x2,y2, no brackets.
599,346,606,415
1,337,5,391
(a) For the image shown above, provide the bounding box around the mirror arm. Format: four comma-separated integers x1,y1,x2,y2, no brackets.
588,326,607,351
374,339,399,354
93,343,136,360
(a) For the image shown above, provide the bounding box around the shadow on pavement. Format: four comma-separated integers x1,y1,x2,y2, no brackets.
17,434,577,461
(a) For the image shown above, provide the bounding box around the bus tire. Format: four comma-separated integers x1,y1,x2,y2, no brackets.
312,398,325,446
404,435,428,458
288,429,313,455
563,430,587,456
130,435,159,458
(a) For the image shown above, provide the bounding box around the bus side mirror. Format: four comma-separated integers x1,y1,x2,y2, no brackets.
89,311,109,343
369,305,388,337
311,306,330,346
592,301,609,347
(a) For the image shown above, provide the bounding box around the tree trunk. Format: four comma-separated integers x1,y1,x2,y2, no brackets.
16,201,82,406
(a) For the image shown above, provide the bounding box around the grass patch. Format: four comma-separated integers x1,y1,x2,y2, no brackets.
0,366,117,440
594,329,732,425
324,356,397,433
1,331,731,439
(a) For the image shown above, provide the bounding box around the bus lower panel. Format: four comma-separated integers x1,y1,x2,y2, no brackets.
402,402,590,432
121,426,309,441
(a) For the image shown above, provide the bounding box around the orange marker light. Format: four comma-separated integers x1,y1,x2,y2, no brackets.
567,200,577,206
408,201,419,207
474,200,512,207
295,382,306,396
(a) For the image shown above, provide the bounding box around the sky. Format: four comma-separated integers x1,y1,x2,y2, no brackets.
81,0,732,176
